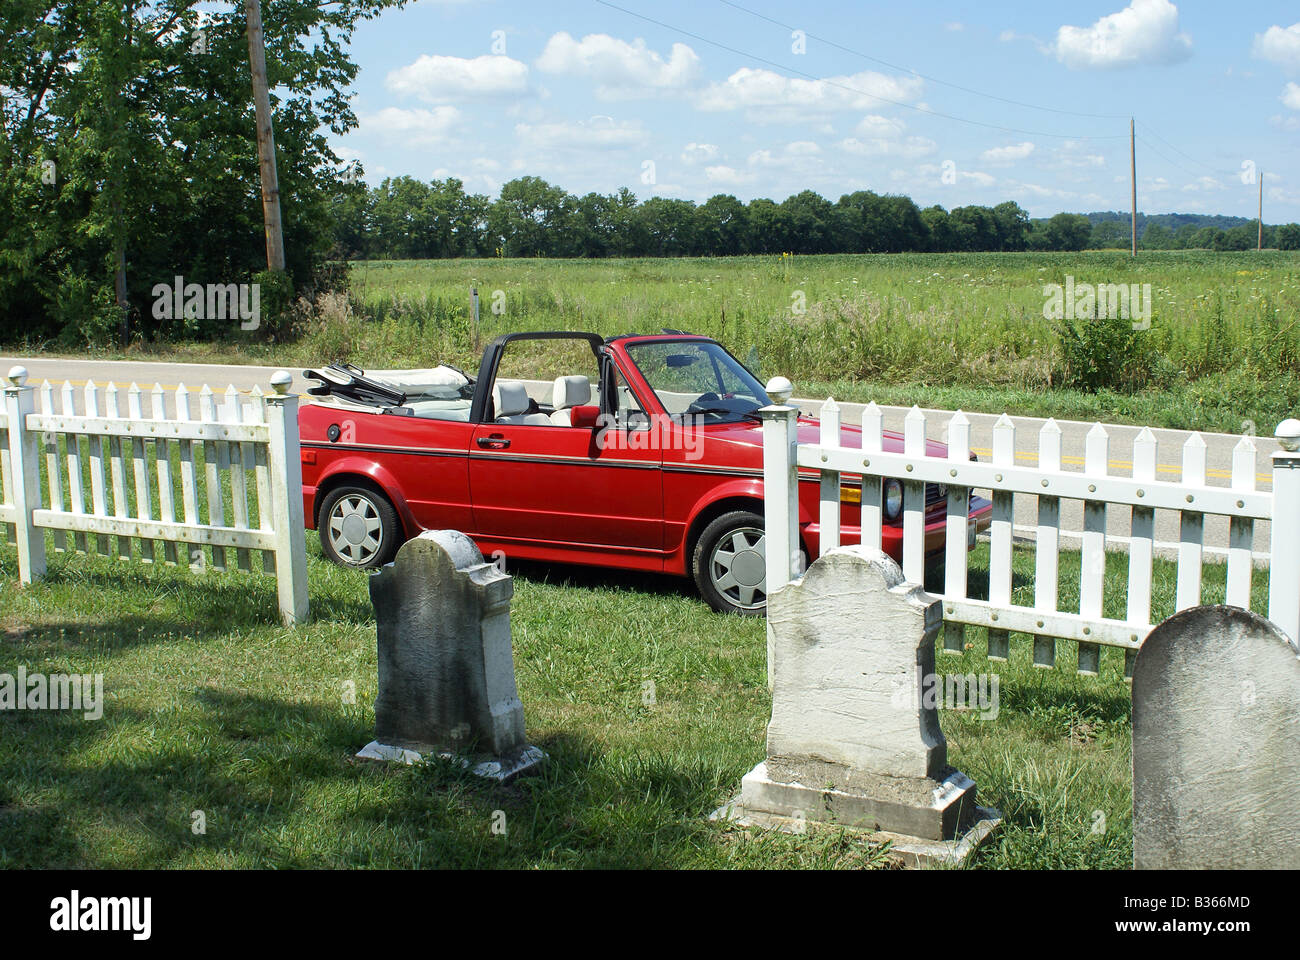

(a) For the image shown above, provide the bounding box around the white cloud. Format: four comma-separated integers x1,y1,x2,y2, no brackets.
696,67,923,115
681,142,720,163
982,141,1036,164
1053,0,1192,69
1283,81,1300,110
837,116,935,159
784,140,822,156
386,54,529,103
360,106,461,145
1253,23,1300,69
1182,176,1225,192
513,118,649,151
704,165,756,186
536,32,701,99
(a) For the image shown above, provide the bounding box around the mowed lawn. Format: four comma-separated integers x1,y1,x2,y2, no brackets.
0,527,1270,870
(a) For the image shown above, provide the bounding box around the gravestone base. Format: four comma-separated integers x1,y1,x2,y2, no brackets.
357,740,546,784
712,761,1000,868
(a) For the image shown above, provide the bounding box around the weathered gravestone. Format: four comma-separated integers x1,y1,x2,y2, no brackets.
1133,604,1300,869
357,530,545,782
714,546,999,867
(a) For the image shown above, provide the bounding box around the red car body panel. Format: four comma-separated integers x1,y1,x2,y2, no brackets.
299,334,992,578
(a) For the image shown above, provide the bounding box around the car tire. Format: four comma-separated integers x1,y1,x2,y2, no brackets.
319,485,402,570
692,509,783,616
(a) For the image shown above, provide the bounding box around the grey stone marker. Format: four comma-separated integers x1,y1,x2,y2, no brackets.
714,546,999,867
356,530,545,782
1133,604,1300,869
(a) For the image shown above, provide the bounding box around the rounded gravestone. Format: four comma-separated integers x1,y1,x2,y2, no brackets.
1132,605,1300,870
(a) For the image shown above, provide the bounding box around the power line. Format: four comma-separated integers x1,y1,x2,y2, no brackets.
1140,121,1240,180
594,0,1129,141
1136,135,1209,181
715,0,1129,121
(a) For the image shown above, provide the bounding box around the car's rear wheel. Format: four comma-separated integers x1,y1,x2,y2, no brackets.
692,510,774,616
319,485,401,570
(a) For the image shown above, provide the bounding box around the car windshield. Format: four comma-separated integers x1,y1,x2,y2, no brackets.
624,340,770,423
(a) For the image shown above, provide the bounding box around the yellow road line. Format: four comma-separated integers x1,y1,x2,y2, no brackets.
970,447,1271,486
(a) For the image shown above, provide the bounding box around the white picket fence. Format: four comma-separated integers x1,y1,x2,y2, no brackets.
761,393,1300,678
1,365,308,626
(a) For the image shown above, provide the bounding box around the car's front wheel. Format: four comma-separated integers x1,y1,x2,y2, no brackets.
692,510,774,616
319,485,401,569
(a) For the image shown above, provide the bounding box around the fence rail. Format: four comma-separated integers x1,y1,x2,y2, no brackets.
2,365,308,626
761,390,1300,678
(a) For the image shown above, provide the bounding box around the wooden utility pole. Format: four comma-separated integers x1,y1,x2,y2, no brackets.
1258,170,1264,251
246,0,285,272
1130,117,1137,257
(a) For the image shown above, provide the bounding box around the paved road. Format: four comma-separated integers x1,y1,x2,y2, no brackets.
3,356,1278,560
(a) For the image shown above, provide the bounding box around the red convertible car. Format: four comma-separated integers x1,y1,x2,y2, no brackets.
298,331,992,615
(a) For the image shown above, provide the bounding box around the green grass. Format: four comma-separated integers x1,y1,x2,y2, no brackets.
20,250,1298,434
0,527,1269,869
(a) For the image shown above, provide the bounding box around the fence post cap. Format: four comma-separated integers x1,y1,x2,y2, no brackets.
270,371,293,395
6,366,27,387
1276,419,1300,452
765,376,794,404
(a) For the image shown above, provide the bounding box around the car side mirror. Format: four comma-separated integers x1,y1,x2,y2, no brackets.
570,405,601,429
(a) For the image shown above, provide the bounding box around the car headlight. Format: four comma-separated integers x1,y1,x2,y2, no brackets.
883,478,903,521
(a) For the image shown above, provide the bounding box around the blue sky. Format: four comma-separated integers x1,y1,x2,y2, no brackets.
331,0,1300,219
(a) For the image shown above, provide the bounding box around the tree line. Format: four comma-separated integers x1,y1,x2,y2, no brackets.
335,175,1300,261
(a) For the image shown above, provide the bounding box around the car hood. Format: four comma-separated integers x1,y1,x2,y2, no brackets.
696,416,949,460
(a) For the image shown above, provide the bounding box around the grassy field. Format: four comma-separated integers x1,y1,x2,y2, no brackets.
0,524,1269,869
22,250,1298,435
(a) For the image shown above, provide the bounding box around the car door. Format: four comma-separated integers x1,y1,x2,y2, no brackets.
468,354,663,554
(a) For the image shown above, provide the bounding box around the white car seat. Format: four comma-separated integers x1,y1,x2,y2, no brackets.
549,375,592,425
492,381,550,426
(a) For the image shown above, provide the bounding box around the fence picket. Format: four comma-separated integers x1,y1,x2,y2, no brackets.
901,406,927,584
860,401,883,553
200,386,228,571
818,398,841,554
943,411,971,654
225,386,252,572
84,381,110,555
987,414,1015,661
1177,434,1207,612
40,381,68,554
1126,427,1158,679
62,381,88,553
174,384,202,571
127,384,156,563
1226,435,1256,609
0,398,11,545
104,383,132,559
152,383,178,564
1033,419,1063,669
249,386,276,574
1078,424,1109,675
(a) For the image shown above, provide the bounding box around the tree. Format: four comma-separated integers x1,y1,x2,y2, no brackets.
1278,223,1300,251
696,194,750,256
489,177,570,257
0,0,408,344
1041,213,1092,251
991,201,1029,251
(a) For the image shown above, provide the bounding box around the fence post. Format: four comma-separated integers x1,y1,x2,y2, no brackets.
761,376,800,689
1269,419,1300,643
4,366,45,584
264,371,309,626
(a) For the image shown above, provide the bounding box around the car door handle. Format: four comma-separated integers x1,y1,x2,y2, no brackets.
477,436,510,450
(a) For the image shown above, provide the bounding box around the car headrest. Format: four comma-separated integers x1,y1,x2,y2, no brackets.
552,375,591,410
493,381,532,418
